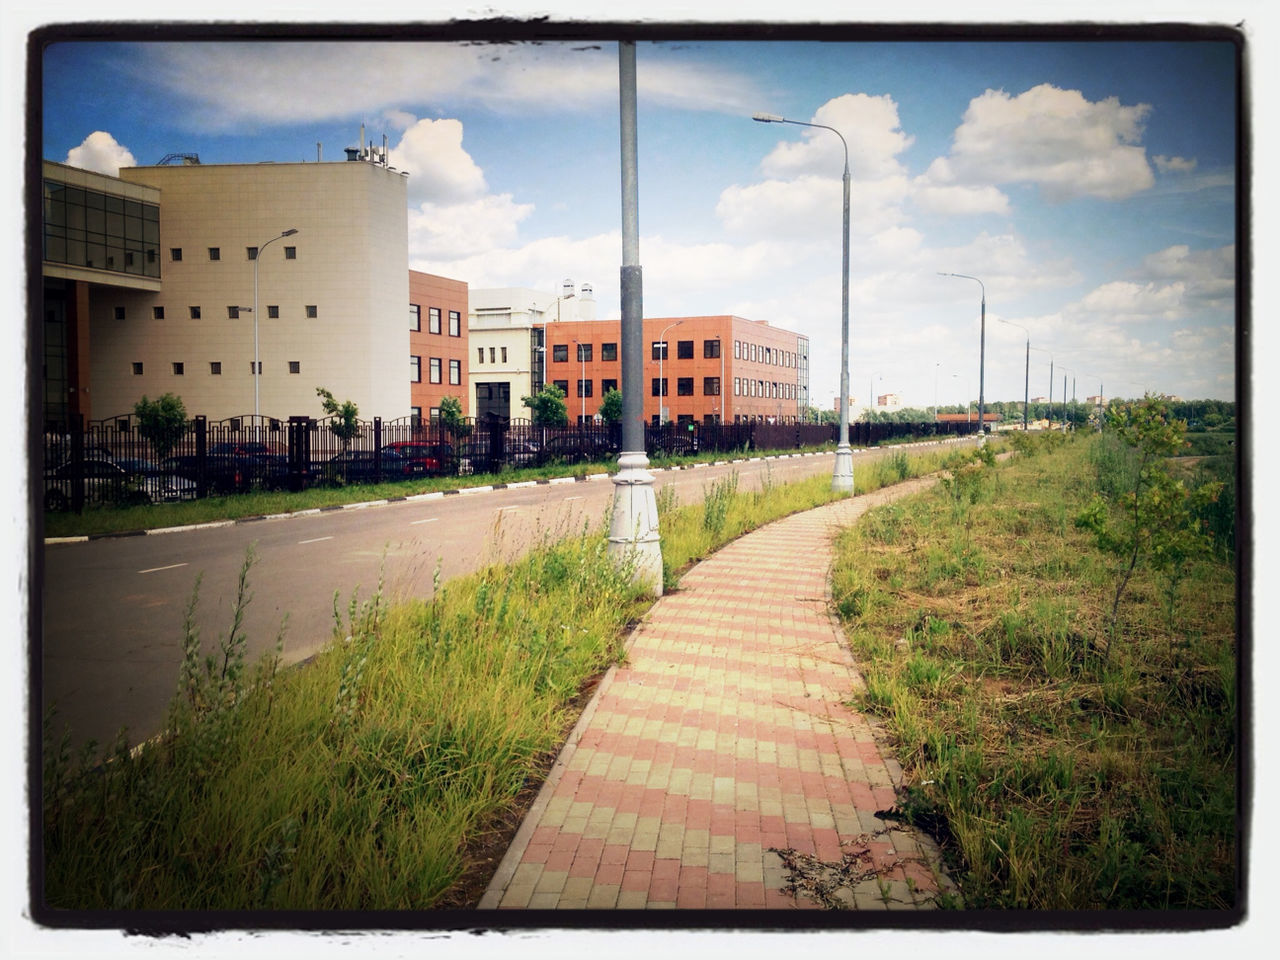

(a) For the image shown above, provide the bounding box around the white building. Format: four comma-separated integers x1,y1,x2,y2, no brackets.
468,280,597,420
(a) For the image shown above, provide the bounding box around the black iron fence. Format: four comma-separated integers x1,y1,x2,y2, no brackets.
41,412,977,512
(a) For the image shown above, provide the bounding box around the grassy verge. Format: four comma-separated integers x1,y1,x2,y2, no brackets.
40,441,960,911
831,432,1237,910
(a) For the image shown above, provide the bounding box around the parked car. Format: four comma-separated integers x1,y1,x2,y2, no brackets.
542,433,619,465
159,454,254,494
44,457,196,511
321,448,426,485
380,441,454,476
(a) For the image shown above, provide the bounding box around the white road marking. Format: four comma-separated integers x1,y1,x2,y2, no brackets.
299,536,334,545
138,563,188,574
563,496,584,502
410,517,439,526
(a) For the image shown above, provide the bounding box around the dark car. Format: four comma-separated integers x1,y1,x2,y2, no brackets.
322,448,426,484
381,441,454,476
44,457,196,511
542,433,619,465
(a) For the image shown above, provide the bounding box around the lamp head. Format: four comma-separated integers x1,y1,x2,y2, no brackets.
752,112,784,123
282,228,298,237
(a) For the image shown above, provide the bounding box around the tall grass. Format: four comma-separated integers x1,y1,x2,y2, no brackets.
831,432,1237,910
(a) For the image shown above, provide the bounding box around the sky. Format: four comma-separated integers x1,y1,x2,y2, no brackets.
32,19,1244,413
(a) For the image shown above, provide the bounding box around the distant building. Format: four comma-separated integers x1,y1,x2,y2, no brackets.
409,270,470,420
542,315,809,425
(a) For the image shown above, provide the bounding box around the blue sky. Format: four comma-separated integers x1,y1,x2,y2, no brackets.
36,22,1242,412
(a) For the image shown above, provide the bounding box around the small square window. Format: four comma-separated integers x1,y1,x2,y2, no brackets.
170,248,183,262
249,361,262,374
172,362,185,376
267,305,279,319
704,339,721,359
553,380,569,395
247,246,259,260
602,378,618,394
132,362,143,375
577,343,593,362
189,306,201,320
677,340,694,360
305,305,318,318
601,342,618,362
577,379,593,398
228,306,241,319
152,306,165,320
677,377,694,396
651,341,668,361
113,306,125,320
210,362,222,375
652,378,668,397
288,361,300,374
208,247,220,261
553,344,568,363
284,246,296,259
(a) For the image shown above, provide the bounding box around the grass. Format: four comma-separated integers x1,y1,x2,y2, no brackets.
830,431,1237,910
40,439,968,911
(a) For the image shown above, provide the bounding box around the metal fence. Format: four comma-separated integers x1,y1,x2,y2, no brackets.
41,412,977,512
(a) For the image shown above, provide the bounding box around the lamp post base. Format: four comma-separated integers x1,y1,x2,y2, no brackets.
832,442,854,494
607,450,664,596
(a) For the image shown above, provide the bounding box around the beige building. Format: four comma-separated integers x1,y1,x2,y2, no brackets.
45,155,413,424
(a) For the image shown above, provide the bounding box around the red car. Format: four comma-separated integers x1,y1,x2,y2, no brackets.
380,441,455,476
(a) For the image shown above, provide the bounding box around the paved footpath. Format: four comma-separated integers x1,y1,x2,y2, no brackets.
480,476,960,911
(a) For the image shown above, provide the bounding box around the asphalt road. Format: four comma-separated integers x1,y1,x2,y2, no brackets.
40,451,858,753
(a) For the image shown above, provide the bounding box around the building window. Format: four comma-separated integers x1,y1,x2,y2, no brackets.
429,307,441,334
601,342,618,362
651,378,668,397
305,305,318,318
132,362,143,375
249,361,262,374
412,406,423,421
677,340,694,359
288,361,300,374
448,310,461,336
189,306,201,319
208,247,220,261
172,362,184,376
152,306,164,320
677,377,694,396
477,347,485,364
553,344,568,363
247,246,258,260
284,246,296,260
651,341,668,361
704,339,721,359
227,306,241,319
268,305,279,319
429,357,442,384
577,343,593,362
578,379,593,398
553,379,569,395
210,361,222,375
411,356,421,382
449,359,461,385
170,248,182,262
489,347,496,364
501,346,507,363
734,340,741,359
113,306,125,320
602,378,618,394
703,377,721,396
410,304,421,331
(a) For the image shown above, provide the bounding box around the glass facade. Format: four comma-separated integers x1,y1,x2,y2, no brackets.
42,179,161,278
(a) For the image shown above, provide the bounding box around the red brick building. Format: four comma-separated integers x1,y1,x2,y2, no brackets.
542,315,810,425
409,270,469,419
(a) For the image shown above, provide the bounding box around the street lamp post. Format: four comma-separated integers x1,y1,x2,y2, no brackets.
998,317,1030,432
754,111,853,493
252,228,298,418
867,372,881,423
657,319,684,424
939,272,986,444
573,339,587,424
1059,366,1074,432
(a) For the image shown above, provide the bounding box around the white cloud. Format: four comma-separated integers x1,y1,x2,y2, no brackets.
929,83,1156,202
911,182,1011,216
760,93,913,182
1077,280,1188,323
1153,154,1197,174
389,118,487,205
408,193,534,260
65,131,136,176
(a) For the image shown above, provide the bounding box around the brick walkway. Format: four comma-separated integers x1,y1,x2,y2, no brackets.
480,477,958,911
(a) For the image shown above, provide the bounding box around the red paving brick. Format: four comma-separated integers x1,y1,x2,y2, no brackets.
480,464,960,912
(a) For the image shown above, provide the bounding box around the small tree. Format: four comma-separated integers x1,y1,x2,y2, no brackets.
438,395,471,439
134,393,188,461
598,388,623,424
316,387,360,452
521,384,569,427
1075,396,1224,657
